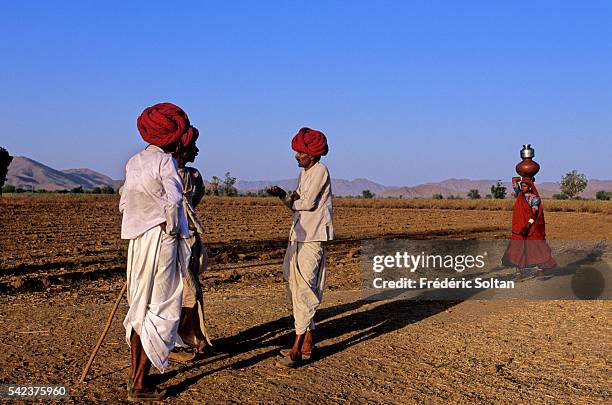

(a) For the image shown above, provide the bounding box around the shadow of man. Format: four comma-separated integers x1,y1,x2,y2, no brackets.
163,295,456,398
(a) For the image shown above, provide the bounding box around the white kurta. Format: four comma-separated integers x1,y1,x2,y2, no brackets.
282,162,333,334
283,241,326,334
123,226,190,372
119,145,189,240
119,145,191,372
284,162,333,242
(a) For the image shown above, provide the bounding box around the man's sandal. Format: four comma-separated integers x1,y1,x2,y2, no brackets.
276,355,301,368
128,386,167,402
279,348,313,360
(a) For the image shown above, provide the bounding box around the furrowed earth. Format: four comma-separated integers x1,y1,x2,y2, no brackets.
0,195,610,403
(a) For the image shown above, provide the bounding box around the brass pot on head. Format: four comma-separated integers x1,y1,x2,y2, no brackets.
515,144,540,181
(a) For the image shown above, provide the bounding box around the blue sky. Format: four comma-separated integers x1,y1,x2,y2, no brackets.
1,1,610,185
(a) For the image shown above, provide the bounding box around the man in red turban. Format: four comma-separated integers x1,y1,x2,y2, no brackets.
267,127,333,368
502,177,557,278
120,102,198,401
168,135,214,362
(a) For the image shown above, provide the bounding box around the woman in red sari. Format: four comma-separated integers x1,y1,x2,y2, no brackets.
502,177,557,273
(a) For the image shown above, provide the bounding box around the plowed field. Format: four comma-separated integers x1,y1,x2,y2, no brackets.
0,195,610,403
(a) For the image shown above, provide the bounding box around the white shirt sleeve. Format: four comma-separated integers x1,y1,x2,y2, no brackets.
118,183,126,213
160,155,183,236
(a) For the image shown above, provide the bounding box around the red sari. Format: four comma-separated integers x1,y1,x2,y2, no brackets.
502,179,557,269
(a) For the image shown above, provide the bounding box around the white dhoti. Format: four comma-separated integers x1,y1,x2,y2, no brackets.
123,226,190,372
283,241,327,335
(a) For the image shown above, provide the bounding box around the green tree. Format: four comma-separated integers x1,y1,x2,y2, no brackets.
467,189,481,199
2,184,16,194
70,186,84,193
595,190,612,201
361,189,375,199
101,185,114,194
560,170,588,199
552,193,569,200
0,147,13,197
490,180,507,199
432,193,443,200
222,172,237,197
210,176,220,196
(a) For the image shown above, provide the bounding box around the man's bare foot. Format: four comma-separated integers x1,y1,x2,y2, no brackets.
280,330,315,359
302,330,314,353
279,332,305,364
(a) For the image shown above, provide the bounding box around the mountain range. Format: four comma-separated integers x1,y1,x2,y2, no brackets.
6,157,123,191
5,156,611,198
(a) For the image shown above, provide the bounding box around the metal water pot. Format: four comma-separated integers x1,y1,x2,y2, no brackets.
515,144,540,179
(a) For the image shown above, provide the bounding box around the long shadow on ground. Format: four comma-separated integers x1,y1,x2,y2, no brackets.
161,242,609,397
162,297,456,398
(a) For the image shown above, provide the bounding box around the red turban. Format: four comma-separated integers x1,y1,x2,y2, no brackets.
137,102,197,152
291,127,329,157
177,125,198,153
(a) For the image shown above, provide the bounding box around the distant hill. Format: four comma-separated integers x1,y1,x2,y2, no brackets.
235,179,298,193
5,156,611,197
236,177,388,197
381,178,612,199
6,157,120,191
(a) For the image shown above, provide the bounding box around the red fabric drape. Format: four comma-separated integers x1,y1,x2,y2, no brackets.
502,179,557,269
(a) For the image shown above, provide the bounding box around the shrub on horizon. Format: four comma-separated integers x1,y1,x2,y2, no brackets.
361,189,375,199
490,180,507,199
0,147,12,197
467,189,481,199
595,190,612,201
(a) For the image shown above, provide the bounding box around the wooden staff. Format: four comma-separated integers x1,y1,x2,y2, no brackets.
78,282,127,384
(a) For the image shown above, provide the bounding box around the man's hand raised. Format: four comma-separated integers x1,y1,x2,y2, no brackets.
266,186,287,199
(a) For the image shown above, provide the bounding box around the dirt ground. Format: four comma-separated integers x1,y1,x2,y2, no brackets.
0,195,610,403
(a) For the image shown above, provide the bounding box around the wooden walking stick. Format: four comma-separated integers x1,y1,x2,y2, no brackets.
78,282,127,384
